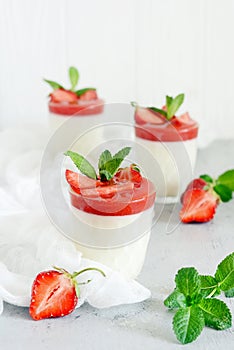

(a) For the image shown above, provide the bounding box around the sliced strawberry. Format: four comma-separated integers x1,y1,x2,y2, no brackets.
134,107,166,125
115,165,142,185
79,89,98,101
29,270,77,320
180,189,217,223
181,178,207,203
65,169,98,195
50,89,78,103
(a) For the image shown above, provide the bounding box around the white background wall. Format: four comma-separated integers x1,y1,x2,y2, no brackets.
0,0,234,146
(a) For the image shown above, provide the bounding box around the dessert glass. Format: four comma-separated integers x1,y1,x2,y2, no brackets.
67,177,156,279
135,109,199,202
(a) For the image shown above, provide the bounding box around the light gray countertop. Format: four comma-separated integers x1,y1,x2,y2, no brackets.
1,139,234,350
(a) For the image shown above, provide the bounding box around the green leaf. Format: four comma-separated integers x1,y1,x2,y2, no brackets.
75,88,96,97
69,66,79,91
217,169,234,191
166,95,173,108
175,267,201,298
44,79,64,90
225,287,234,298
99,147,131,181
213,184,233,202
148,107,167,117
215,252,234,291
199,298,232,330
98,150,112,173
167,93,184,120
200,174,213,183
200,275,220,298
164,289,187,309
64,150,97,180
173,306,205,344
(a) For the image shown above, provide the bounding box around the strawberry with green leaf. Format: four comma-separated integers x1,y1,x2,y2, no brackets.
29,266,105,321
133,94,198,142
180,169,234,223
44,67,104,115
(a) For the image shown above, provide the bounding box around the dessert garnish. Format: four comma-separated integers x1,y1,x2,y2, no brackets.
44,66,98,103
164,252,234,344
29,266,105,320
180,169,234,223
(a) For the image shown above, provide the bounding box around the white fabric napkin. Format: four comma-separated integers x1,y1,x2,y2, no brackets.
0,126,151,316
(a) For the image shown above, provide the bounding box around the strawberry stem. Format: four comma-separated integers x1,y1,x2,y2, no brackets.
71,267,106,279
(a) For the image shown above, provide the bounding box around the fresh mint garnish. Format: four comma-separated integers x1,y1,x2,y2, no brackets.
99,147,131,181
43,79,64,90
65,147,132,182
75,88,96,97
166,93,184,120
164,252,233,344
64,151,97,180
69,66,79,91
173,306,205,344
199,170,234,203
215,252,234,291
199,298,232,330
149,107,167,117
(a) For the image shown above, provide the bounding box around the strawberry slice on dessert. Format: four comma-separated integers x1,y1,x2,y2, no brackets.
78,89,98,101
50,89,78,104
180,189,217,223
115,164,142,185
134,106,166,125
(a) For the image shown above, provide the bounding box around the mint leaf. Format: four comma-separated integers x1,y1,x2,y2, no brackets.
199,298,232,330
166,95,173,108
200,174,213,183
213,184,233,202
167,93,184,120
225,287,234,298
64,151,97,180
75,88,96,97
215,252,234,291
217,169,234,191
173,306,205,344
69,66,79,91
149,107,167,117
44,79,64,90
99,147,131,181
98,150,112,173
200,275,220,298
164,290,187,309
175,267,200,298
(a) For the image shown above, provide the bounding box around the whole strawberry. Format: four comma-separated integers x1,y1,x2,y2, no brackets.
29,267,105,321
180,170,234,223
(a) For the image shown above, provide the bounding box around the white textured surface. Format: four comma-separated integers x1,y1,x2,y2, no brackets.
0,140,234,349
1,1,234,146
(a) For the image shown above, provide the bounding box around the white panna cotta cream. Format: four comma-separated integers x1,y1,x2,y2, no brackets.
68,178,156,280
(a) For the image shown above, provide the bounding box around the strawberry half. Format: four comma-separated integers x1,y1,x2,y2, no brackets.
180,189,217,223
50,89,78,103
79,89,98,101
29,270,77,320
115,165,142,185
29,267,105,321
134,107,166,125
181,178,207,204
65,169,98,195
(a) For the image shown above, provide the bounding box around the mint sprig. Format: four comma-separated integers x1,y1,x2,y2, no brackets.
64,147,132,182
164,252,234,344
69,66,79,91
43,79,64,90
199,169,234,203
146,93,185,120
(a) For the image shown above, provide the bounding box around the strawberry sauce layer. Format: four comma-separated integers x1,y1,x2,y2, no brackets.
49,99,104,116
69,177,156,216
135,107,198,142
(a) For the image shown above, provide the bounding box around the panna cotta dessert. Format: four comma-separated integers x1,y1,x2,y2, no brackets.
133,94,199,202
44,67,105,152
64,147,156,279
